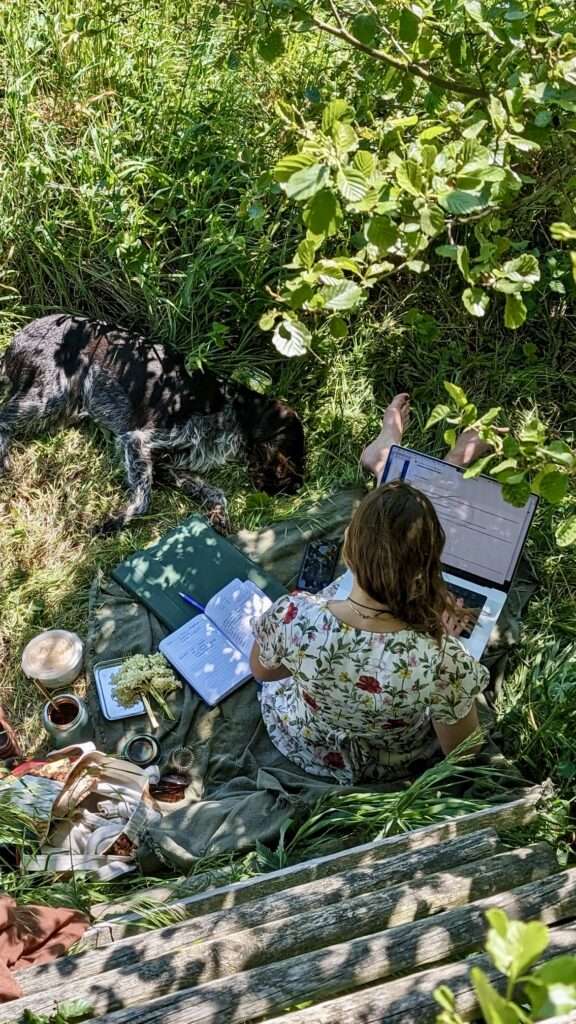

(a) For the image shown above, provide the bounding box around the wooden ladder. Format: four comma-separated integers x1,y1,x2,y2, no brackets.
8,786,576,1023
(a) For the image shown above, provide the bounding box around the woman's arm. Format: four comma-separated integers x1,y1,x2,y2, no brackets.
431,703,481,756
249,641,290,682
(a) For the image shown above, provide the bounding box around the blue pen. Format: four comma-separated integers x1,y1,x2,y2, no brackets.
178,591,223,634
178,591,206,613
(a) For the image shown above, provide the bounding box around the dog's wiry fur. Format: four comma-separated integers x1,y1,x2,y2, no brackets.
0,314,305,532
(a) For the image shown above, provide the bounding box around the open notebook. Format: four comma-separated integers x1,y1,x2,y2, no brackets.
159,579,272,706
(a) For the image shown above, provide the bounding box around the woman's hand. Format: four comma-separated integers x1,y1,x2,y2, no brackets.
442,597,477,638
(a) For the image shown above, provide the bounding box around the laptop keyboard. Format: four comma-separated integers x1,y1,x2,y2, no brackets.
445,582,487,639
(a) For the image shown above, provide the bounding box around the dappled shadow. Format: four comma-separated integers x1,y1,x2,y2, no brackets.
8,821,575,1022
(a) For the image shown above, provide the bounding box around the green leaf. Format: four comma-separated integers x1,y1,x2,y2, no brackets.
448,32,467,67
543,441,575,469
505,134,541,152
518,417,547,444
272,319,311,357
439,190,490,215
475,406,502,428
444,381,468,408
320,279,364,310
462,287,490,317
395,160,423,196
296,238,316,270
303,190,342,238
525,955,576,1019
322,99,352,132
274,152,316,182
501,478,532,506
556,514,576,547
54,1000,94,1023
351,13,380,45
354,150,375,176
329,316,348,339
444,428,457,448
332,121,358,154
501,254,540,285
337,167,370,202
456,246,472,282
463,453,498,478
494,279,525,295
258,309,279,331
282,164,330,201
419,125,449,141
366,217,398,251
490,458,518,479
488,95,508,131
571,252,576,285
425,403,451,429
258,29,285,63
550,222,576,241
470,967,524,1024
536,470,569,504
399,8,420,43
504,293,527,329
420,205,445,237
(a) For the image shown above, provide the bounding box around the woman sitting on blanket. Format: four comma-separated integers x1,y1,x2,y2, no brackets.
250,393,492,784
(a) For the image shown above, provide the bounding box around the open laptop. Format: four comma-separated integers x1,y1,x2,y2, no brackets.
335,445,538,659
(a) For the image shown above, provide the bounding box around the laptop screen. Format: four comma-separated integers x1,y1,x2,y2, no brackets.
381,446,538,588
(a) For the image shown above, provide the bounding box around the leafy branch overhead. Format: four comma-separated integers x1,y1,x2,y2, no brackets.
427,381,576,546
239,0,576,353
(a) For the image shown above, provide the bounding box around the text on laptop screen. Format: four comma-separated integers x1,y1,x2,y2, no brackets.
382,448,537,587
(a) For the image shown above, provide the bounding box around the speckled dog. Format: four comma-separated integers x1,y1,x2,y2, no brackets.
0,314,305,532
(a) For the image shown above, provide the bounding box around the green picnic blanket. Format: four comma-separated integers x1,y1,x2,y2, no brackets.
86,488,537,874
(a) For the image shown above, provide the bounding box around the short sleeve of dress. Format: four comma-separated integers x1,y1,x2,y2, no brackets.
430,638,489,724
252,595,297,669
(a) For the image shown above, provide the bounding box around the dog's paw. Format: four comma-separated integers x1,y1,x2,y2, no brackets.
207,504,230,536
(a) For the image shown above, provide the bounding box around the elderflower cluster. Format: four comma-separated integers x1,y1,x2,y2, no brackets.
112,653,181,708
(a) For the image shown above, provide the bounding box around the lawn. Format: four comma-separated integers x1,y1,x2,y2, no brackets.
0,0,575,899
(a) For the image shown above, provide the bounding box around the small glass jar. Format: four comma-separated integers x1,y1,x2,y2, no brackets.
42,694,92,749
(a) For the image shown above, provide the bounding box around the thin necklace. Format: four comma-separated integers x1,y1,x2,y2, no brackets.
347,596,391,620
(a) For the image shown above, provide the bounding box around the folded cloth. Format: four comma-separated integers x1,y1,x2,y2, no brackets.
0,897,88,1001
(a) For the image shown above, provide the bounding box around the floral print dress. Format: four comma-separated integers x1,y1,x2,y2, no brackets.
253,580,489,784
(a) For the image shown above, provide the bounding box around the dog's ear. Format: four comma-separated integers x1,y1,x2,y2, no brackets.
233,389,305,495
248,402,305,495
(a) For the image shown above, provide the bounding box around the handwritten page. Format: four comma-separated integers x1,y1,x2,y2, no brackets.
159,579,272,705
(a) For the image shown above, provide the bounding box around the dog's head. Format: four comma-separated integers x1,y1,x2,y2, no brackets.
233,389,305,496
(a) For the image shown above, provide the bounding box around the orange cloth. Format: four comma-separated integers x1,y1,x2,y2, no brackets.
0,897,88,1001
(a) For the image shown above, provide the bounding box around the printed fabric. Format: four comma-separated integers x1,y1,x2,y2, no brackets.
253,582,489,784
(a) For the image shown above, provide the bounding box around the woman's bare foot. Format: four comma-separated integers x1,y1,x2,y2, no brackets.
445,429,494,469
361,393,410,480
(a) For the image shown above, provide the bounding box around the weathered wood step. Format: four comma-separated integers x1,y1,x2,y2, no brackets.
89,786,546,939
263,924,576,1023
37,868,576,1024
17,828,501,993
6,849,567,1022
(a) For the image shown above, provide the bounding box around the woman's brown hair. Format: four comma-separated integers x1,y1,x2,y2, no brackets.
342,482,450,643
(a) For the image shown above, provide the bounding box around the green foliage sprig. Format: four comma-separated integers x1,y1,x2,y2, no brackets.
426,381,576,546
239,0,576,351
435,908,576,1022
112,653,181,723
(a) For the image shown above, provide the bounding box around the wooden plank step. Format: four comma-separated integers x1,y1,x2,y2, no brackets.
89,787,546,937
17,829,501,993
263,924,576,1023
20,867,575,1024
5,846,563,1021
